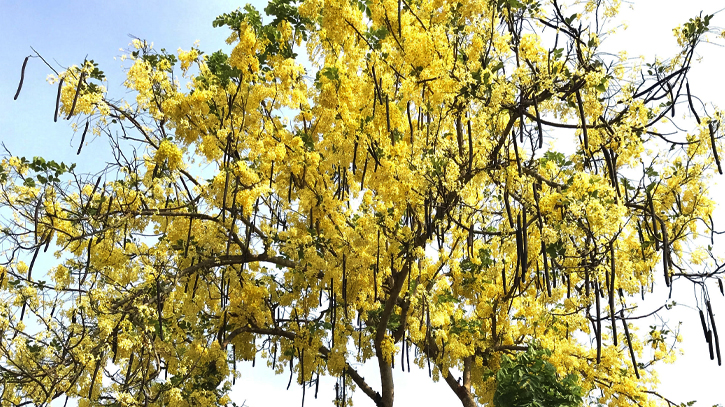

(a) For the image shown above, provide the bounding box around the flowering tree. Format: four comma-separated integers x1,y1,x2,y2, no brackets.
2,0,724,406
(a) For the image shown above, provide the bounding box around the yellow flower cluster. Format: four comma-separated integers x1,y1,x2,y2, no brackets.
155,139,183,170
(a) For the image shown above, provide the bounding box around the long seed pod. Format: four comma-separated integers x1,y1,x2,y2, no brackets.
620,307,640,379
401,330,405,371
575,89,589,152
54,78,64,122
232,345,237,385
533,97,544,148
426,301,431,378
686,81,701,124
706,300,721,365
609,244,617,346
315,371,320,399
406,337,411,372
191,273,199,300
407,101,414,150
77,121,89,155
331,279,336,349
658,217,671,287
14,56,29,100
516,214,525,285
361,155,368,191
512,127,522,176
501,263,507,296
300,348,306,406
646,189,660,250
342,254,347,318
66,71,85,119
700,309,710,342
287,357,294,390
272,342,277,369
375,230,380,300
27,243,41,282
522,209,528,283
123,352,135,391
342,371,347,407
89,357,102,400
567,274,571,298
467,116,473,170
708,122,723,175
595,281,602,364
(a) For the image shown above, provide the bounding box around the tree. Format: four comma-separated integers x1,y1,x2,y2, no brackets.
1,0,724,406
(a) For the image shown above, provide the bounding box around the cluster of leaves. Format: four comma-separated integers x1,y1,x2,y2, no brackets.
680,13,714,45
493,345,584,407
213,0,311,62
18,156,75,187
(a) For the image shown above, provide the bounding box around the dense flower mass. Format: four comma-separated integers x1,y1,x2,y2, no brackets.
1,0,723,406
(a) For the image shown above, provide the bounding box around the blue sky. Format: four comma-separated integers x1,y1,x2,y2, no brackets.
2,0,725,406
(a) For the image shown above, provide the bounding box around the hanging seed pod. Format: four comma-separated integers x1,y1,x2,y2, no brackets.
406,338,411,372
620,308,640,379
516,214,525,285
533,98,543,148
501,264,507,296
609,245,617,346
252,337,256,367
595,281,602,364
504,190,514,228
708,121,723,175
426,301,432,378
66,71,85,119
233,345,237,385
352,141,359,174
331,279,336,349
123,352,135,391
54,78,64,122
686,81,701,124
522,210,529,284
300,348,306,406
575,89,589,152
342,371,347,407
315,371,320,399
401,331,405,372
512,125,522,176
14,56,29,100
342,254,348,318
700,309,710,342
361,155,369,191
76,122,90,154
707,300,721,365
272,342,277,370
287,356,294,390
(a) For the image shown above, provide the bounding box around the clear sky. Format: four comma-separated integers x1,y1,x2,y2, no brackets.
1,0,724,406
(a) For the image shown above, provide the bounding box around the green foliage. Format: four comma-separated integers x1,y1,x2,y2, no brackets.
680,14,713,44
19,156,76,187
493,344,584,407
539,151,573,170
206,50,241,87
213,0,311,65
